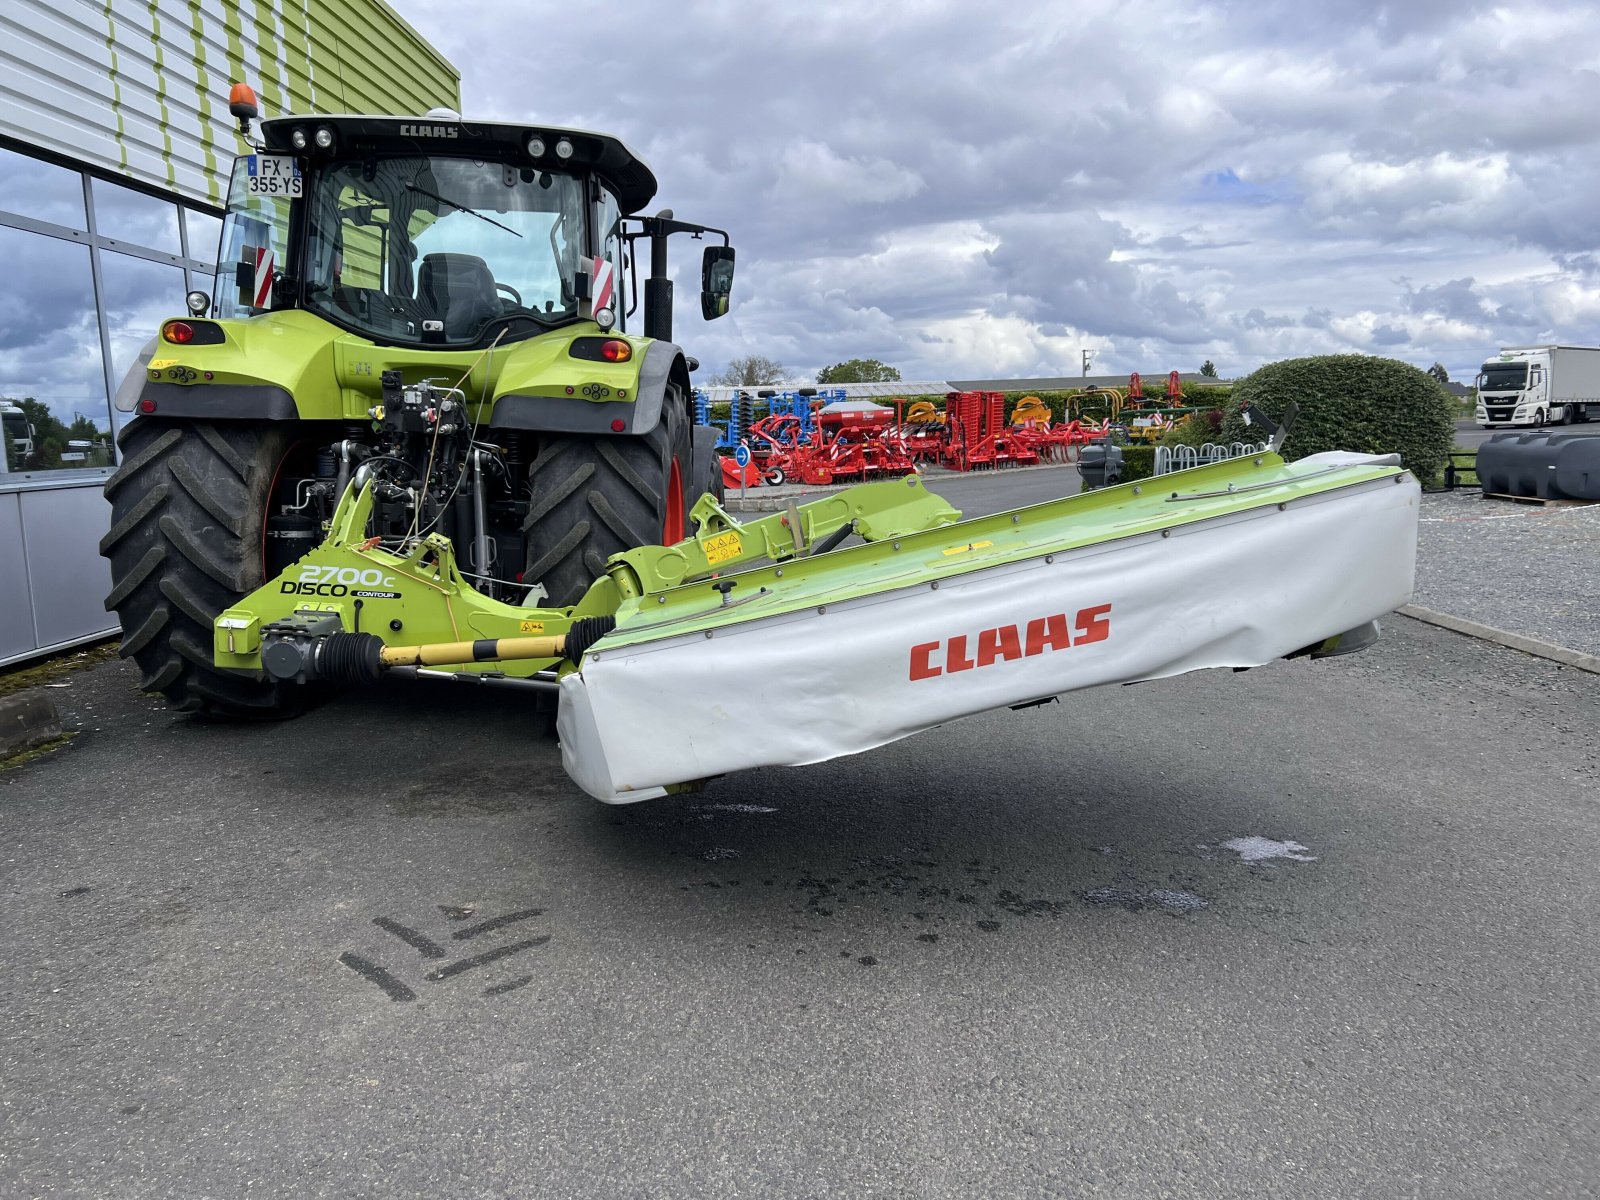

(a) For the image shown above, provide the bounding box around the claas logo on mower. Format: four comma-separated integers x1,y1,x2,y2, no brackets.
909,604,1112,681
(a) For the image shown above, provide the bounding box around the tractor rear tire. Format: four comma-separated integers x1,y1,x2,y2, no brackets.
522,397,692,606
101,419,309,719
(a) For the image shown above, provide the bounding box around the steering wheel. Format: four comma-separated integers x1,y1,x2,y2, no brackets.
496,282,523,306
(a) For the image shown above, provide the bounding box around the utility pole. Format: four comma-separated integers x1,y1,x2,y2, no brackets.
1081,349,1094,379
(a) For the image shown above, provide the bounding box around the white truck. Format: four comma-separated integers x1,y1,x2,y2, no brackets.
1475,345,1600,428
2,400,36,470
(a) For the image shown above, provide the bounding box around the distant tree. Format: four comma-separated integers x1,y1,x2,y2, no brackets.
710,354,787,387
1427,362,1450,384
1200,360,1218,378
817,358,902,384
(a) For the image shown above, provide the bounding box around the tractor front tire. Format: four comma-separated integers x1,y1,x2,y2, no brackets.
101,419,309,719
522,399,692,606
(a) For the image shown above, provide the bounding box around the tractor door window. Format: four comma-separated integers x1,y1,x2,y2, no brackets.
213,156,292,318
596,185,624,329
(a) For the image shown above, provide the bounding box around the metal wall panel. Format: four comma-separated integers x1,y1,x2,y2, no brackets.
19,482,116,651
0,0,460,209
0,492,35,663
0,478,119,667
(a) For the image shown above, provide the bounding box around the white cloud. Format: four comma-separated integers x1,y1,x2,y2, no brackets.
15,0,1599,407
769,142,925,206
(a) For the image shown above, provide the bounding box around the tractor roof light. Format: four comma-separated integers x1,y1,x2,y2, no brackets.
228,82,259,134
554,138,574,160
290,127,308,150
526,134,546,158
314,126,336,151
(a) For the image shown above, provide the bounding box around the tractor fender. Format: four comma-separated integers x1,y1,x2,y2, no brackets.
489,340,686,436
114,336,300,420
136,382,299,419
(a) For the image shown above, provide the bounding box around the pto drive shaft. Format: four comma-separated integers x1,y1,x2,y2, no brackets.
259,615,615,686
379,635,566,667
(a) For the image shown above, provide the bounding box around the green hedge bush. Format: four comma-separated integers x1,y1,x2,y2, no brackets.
1120,446,1156,482
1217,355,1455,486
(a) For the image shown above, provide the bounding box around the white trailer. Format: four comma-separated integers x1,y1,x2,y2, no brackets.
1476,345,1600,428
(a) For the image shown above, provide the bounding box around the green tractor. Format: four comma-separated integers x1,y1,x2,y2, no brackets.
102,99,735,718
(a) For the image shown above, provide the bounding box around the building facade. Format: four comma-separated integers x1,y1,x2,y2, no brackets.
0,0,458,665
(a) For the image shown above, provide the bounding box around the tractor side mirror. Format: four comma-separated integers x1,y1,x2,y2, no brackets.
701,245,735,320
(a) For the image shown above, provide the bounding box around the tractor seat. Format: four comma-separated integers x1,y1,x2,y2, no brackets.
417,252,500,338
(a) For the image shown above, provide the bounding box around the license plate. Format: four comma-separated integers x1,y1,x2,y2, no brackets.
703,531,743,565
246,155,302,198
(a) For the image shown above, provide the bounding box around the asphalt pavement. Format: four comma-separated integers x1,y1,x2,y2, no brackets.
5,464,1599,1196
1452,416,1600,450
6,622,1598,1198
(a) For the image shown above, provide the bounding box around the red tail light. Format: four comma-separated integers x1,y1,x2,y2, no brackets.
601,339,631,362
164,321,194,344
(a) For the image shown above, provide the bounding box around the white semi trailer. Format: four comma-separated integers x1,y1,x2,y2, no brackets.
1475,345,1600,428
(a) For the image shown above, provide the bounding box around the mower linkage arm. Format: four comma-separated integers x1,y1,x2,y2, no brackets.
602,476,961,597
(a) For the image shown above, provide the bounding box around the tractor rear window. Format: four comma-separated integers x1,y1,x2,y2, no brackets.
303,156,589,347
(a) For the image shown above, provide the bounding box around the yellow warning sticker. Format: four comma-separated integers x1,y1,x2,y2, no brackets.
942,540,994,556
518,620,545,634
148,358,177,370
703,531,744,564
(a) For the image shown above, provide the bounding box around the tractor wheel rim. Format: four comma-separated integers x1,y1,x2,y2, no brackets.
663,456,684,544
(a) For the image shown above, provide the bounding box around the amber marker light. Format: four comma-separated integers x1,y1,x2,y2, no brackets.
228,83,259,133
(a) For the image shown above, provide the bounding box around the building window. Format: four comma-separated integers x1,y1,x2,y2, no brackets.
0,148,219,477
0,224,109,473
0,145,87,231
92,177,182,256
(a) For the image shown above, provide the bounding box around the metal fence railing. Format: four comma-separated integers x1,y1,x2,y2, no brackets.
1154,442,1267,476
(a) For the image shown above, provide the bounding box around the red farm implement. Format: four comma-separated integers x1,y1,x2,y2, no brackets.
943,391,1039,470
783,400,918,486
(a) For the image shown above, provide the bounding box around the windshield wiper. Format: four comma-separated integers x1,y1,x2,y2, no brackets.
403,182,523,238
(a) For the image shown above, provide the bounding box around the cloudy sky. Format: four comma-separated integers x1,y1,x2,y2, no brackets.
404,0,1600,385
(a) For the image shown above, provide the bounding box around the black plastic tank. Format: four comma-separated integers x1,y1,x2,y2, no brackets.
1477,432,1600,500
1078,443,1123,490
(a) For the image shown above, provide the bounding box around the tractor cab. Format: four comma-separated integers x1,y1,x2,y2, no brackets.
208,111,731,349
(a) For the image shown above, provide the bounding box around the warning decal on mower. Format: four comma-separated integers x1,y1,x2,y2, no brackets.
908,604,1112,681
704,531,743,565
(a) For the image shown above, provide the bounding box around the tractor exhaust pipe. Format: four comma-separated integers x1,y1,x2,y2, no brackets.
643,208,673,343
